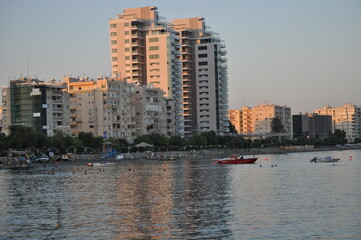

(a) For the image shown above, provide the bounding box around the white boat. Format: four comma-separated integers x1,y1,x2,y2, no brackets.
310,156,340,163
93,162,115,167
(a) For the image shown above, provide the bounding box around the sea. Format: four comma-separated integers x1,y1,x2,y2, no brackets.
0,150,360,239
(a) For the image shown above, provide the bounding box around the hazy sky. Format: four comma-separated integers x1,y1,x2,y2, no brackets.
1,0,360,114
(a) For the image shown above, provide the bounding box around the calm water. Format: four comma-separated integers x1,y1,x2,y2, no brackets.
0,150,360,239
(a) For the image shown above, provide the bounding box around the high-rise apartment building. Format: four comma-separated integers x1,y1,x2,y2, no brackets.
314,104,361,142
1,77,70,136
229,103,292,139
109,6,184,137
109,6,229,137
172,17,229,136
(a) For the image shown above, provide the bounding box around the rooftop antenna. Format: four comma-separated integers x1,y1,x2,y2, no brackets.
27,58,29,78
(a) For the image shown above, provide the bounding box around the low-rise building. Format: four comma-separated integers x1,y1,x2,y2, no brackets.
64,76,135,142
293,113,332,139
314,104,361,142
132,84,171,138
229,103,292,139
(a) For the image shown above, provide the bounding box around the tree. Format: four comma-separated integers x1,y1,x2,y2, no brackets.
77,132,94,147
0,133,6,154
271,117,285,133
7,125,37,149
200,131,218,145
169,136,186,149
134,134,169,146
188,134,207,147
228,120,237,134
108,137,128,152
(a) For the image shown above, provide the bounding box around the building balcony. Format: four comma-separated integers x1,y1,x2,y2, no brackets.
220,56,227,63
131,41,143,46
219,49,227,55
131,51,144,56
132,58,145,64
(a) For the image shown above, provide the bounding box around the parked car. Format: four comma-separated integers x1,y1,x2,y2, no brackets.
34,154,50,163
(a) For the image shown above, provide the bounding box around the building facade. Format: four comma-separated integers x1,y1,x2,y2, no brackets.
293,113,332,139
64,77,135,142
1,77,70,136
229,109,242,134
314,104,361,142
109,6,229,137
172,17,229,136
229,103,292,139
132,84,172,138
109,6,184,137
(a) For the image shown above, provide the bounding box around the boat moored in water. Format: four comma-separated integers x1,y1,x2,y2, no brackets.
310,156,340,163
213,155,258,164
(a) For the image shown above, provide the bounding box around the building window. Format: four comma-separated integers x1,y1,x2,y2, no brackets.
149,54,159,59
112,65,118,68
124,23,129,27
199,61,208,66
110,24,117,28
111,32,117,36
149,46,159,51
198,46,207,50
149,37,159,42
125,39,129,43
125,48,129,52
198,54,207,58
112,49,117,53
125,56,130,60
125,31,130,35
111,40,117,45
112,57,117,61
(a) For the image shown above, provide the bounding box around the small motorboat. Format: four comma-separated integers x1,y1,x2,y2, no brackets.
93,162,115,167
310,156,340,163
213,155,258,164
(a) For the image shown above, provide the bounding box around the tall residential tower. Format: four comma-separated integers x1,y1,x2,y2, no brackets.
109,6,229,137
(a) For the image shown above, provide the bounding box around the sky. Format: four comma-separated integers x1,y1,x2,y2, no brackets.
0,0,360,114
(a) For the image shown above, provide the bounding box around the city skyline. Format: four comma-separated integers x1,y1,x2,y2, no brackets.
1,0,360,114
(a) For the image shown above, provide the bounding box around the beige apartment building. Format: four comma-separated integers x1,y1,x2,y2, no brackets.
64,76,174,142
109,6,229,137
64,76,135,142
229,107,253,134
1,77,70,136
132,84,174,138
109,6,184,137
229,103,292,139
314,104,361,142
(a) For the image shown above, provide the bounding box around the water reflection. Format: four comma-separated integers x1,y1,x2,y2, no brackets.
1,150,360,239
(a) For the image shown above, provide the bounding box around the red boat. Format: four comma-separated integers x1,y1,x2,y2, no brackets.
213,156,258,164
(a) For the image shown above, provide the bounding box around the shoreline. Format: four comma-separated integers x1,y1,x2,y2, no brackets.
1,145,360,165
46,145,361,162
